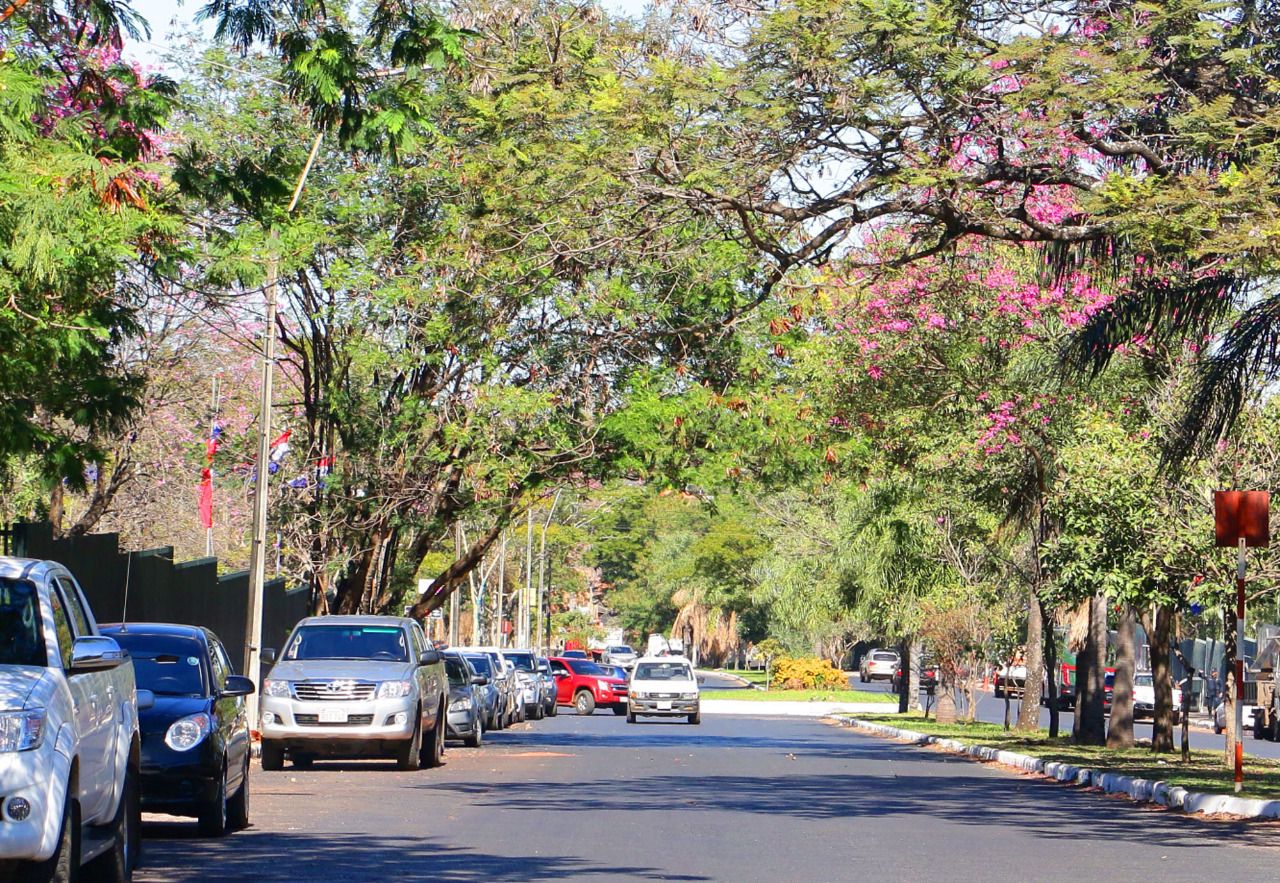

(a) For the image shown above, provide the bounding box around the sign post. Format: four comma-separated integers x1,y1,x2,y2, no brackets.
1213,490,1270,793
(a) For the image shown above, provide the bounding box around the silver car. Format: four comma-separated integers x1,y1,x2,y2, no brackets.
260,616,448,771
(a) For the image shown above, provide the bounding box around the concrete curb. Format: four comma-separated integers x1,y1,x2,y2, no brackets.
831,716,1280,821
701,700,893,717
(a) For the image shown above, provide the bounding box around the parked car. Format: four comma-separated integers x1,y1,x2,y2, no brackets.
460,652,505,730
1052,664,1116,711
260,615,447,771
103,623,253,836
627,656,700,724
602,664,629,681
536,657,558,717
466,648,521,726
562,650,589,660
549,656,629,715
1132,671,1182,723
0,558,147,881
603,645,638,668
891,660,938,692
502,649,548,720
859,649,899,685
443,653,484,748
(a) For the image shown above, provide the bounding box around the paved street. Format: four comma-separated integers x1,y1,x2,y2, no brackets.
138,713,1276,882
849,673,1280,761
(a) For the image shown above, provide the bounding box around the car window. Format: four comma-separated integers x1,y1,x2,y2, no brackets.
566,659,605,676
505,652,535,671
550,659,570,674
0,578,48,667
208,638,230,690
110,633,207,697
46,582,76,669
445,658,469,686
634,662,693,681
53,577,92,637
873,652,898,661
465,654,493,676
285,625,410,661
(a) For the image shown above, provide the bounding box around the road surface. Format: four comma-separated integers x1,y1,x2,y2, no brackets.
138,712,1276,881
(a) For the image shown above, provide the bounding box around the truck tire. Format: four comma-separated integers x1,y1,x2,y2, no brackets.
547,700,557,717
397,711,424,771
197,764,229,837
19,793,78,883
86,760,140,880
260,741,284,772
227,756,250,831
422,703,445,768
575,690,596,716
611,705,627,716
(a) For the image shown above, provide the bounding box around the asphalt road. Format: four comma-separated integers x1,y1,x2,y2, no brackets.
137,713,1277,882
849,673,1280,760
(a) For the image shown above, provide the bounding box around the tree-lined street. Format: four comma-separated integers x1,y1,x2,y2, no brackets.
137,715,1275,882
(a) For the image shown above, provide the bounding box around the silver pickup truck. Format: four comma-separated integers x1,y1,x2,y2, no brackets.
0,557,148,882
259,615,447,771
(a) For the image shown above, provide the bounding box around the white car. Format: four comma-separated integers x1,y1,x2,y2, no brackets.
0,557,149,881
859,649,899,684
627,656,700,724
1132,672,1182,722
603,645,638,668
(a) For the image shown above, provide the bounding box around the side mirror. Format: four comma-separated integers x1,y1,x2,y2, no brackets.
261,648,277,665
222,675,256,697
554,671,569,680
419,649,442,666
470,675,489,686
136,689,155,711
70,636,127,673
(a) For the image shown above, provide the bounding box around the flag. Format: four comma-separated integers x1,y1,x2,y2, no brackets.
269,429,292,464
205,422,223,464
198,468,213,529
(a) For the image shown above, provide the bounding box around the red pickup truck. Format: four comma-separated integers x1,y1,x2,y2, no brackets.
549,657,628,715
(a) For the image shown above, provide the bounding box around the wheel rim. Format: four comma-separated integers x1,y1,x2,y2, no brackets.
577,694,589,712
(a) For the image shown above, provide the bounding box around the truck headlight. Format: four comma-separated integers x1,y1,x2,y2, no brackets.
598,680,613,693
377,681,414,699
681,692,698,700
263,679,290,698
165,713,212,751
0,710,45,753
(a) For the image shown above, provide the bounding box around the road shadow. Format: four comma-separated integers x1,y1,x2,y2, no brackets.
137,828,711,882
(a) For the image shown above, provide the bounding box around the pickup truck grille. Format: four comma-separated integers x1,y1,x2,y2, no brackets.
294,713,376,727
291,680,378,702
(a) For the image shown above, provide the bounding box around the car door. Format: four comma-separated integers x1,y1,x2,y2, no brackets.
412,624,441,722
550,659,572,704
209,636,249,793
406,625,431,728
50,575,115,822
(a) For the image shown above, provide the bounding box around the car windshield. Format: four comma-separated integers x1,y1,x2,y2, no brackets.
635,662,693,681
1134,674,1153,687
111,633,207,697
465,654,493,676
284,625,409,662
873,652,897,661
566,659,605,676
609,646,633,654
445,657,469,687
0,579,45,667
504,652,535,672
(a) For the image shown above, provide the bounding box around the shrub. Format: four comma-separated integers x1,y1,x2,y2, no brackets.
771,655,847,690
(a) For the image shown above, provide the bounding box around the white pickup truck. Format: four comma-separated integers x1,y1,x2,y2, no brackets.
0,557,147,882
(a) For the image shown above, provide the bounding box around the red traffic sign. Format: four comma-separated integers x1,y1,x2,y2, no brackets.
1214,491,1270,548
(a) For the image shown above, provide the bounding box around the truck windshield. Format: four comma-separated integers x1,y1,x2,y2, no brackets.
285,625,409,662
504,652,535,671
0,579,45,667
635,662,693,681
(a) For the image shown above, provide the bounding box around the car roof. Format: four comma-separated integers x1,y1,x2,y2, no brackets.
0,557,60,582
294,615,416,629
101,623,210,642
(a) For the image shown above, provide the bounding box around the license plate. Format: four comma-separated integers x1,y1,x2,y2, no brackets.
319,708,347,723
657,701,672,711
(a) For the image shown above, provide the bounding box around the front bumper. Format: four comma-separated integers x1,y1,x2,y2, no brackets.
261,694,417,754
138,736,222,815
446,708,477,738
629,698,699,716
0,747,71,861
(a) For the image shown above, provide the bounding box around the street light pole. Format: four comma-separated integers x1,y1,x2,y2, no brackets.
244,132,325,733
1236,537,1246,793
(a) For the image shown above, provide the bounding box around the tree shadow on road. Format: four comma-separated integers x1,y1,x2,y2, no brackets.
137,826,711,882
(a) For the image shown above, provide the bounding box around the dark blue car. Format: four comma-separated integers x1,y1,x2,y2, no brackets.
102,623,254,836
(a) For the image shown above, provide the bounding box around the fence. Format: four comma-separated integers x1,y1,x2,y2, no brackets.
5,522,310,671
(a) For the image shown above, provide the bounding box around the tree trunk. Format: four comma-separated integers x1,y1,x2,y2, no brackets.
1076,593,1108,745
1016,585,1044,733
1149,605,1175,753
908,641,921,711
898,638,910,714
1107,606,1136,749
1071,630,1090,742
1042,598,1060,739
1224,604,1238,767
48,483,65,537
936,663,957,724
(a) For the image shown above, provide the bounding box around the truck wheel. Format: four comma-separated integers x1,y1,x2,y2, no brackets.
626,710,637,724
227,756,250,831
260,741,284,772
547,701,558,717
197,764,229,837
422,704,445,769
20,793,78,883
575,690,596,716
688,711,701,725
397,711,424,771
85,760,140,879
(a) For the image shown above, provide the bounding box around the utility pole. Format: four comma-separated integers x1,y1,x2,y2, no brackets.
244,132,324,733
536,489,561,654
523,508,534,647
206,376,220,558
